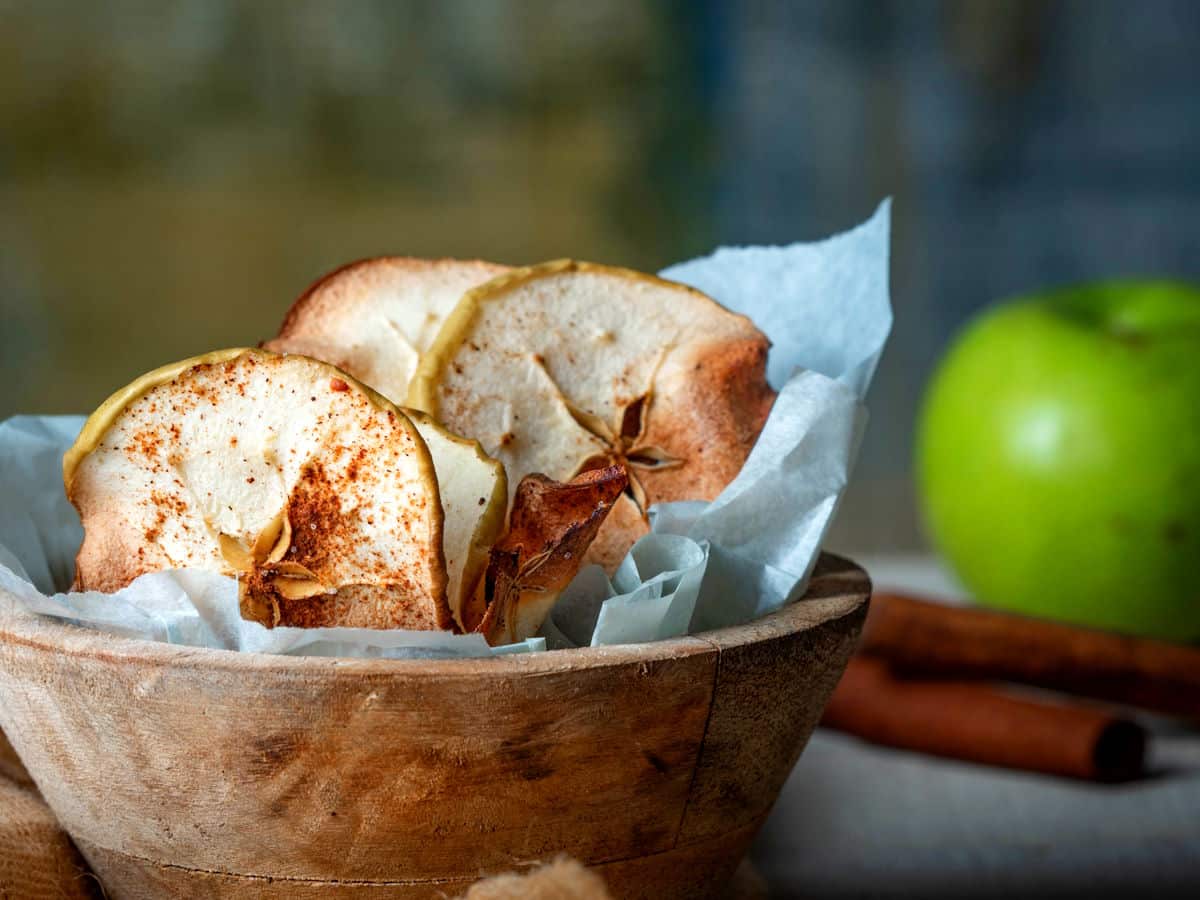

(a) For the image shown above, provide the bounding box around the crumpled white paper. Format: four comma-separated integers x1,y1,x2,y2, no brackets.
0,415,544,657
0,200,891,655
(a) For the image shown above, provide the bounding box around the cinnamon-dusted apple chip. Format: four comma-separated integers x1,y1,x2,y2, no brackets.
63,349,451,630
265,257,509,403
409,260,775,572
477,465,627,645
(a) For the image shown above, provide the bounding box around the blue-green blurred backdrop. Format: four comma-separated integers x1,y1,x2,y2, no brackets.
2,0,1199,554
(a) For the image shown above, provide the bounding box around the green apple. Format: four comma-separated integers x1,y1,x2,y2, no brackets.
917,281,1200,641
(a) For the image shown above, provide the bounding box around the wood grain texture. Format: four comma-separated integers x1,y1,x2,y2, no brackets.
1,776,100,899
680,554,871,841
0,553,868,899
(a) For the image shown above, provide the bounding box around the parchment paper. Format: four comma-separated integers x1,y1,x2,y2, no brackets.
0,200,891,655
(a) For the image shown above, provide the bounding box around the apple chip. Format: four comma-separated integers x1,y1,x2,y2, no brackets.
409,260,775,571
265,257,509,403
478,466,628,644
63,349,451,631
406,409,507,631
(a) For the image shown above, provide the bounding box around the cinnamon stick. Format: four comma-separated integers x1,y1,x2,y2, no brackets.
822,657,1146,781
862,593,1200,719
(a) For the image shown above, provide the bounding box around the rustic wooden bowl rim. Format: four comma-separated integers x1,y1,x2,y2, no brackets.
0,552,868,678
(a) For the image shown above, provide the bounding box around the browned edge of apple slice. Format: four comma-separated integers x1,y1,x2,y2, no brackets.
474,465,628,645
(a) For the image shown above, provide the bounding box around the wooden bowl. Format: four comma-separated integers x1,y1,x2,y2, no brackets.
0,553,868,899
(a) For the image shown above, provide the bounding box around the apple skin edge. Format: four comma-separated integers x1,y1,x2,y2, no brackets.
917,281,1200,642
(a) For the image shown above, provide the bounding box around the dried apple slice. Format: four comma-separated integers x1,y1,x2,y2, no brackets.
63,349,451,631
405,409,507,631
409,260,775,572
479,466,628,644
265,257,509,403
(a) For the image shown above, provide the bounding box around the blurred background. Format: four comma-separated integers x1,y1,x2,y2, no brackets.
3,0,1199,558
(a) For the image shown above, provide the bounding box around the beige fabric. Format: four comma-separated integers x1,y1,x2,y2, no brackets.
457,858,766,899
0,772,99,899
457,858,612,899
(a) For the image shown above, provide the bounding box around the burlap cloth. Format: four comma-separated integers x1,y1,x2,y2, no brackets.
0,731,100,899
0,731,765,900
